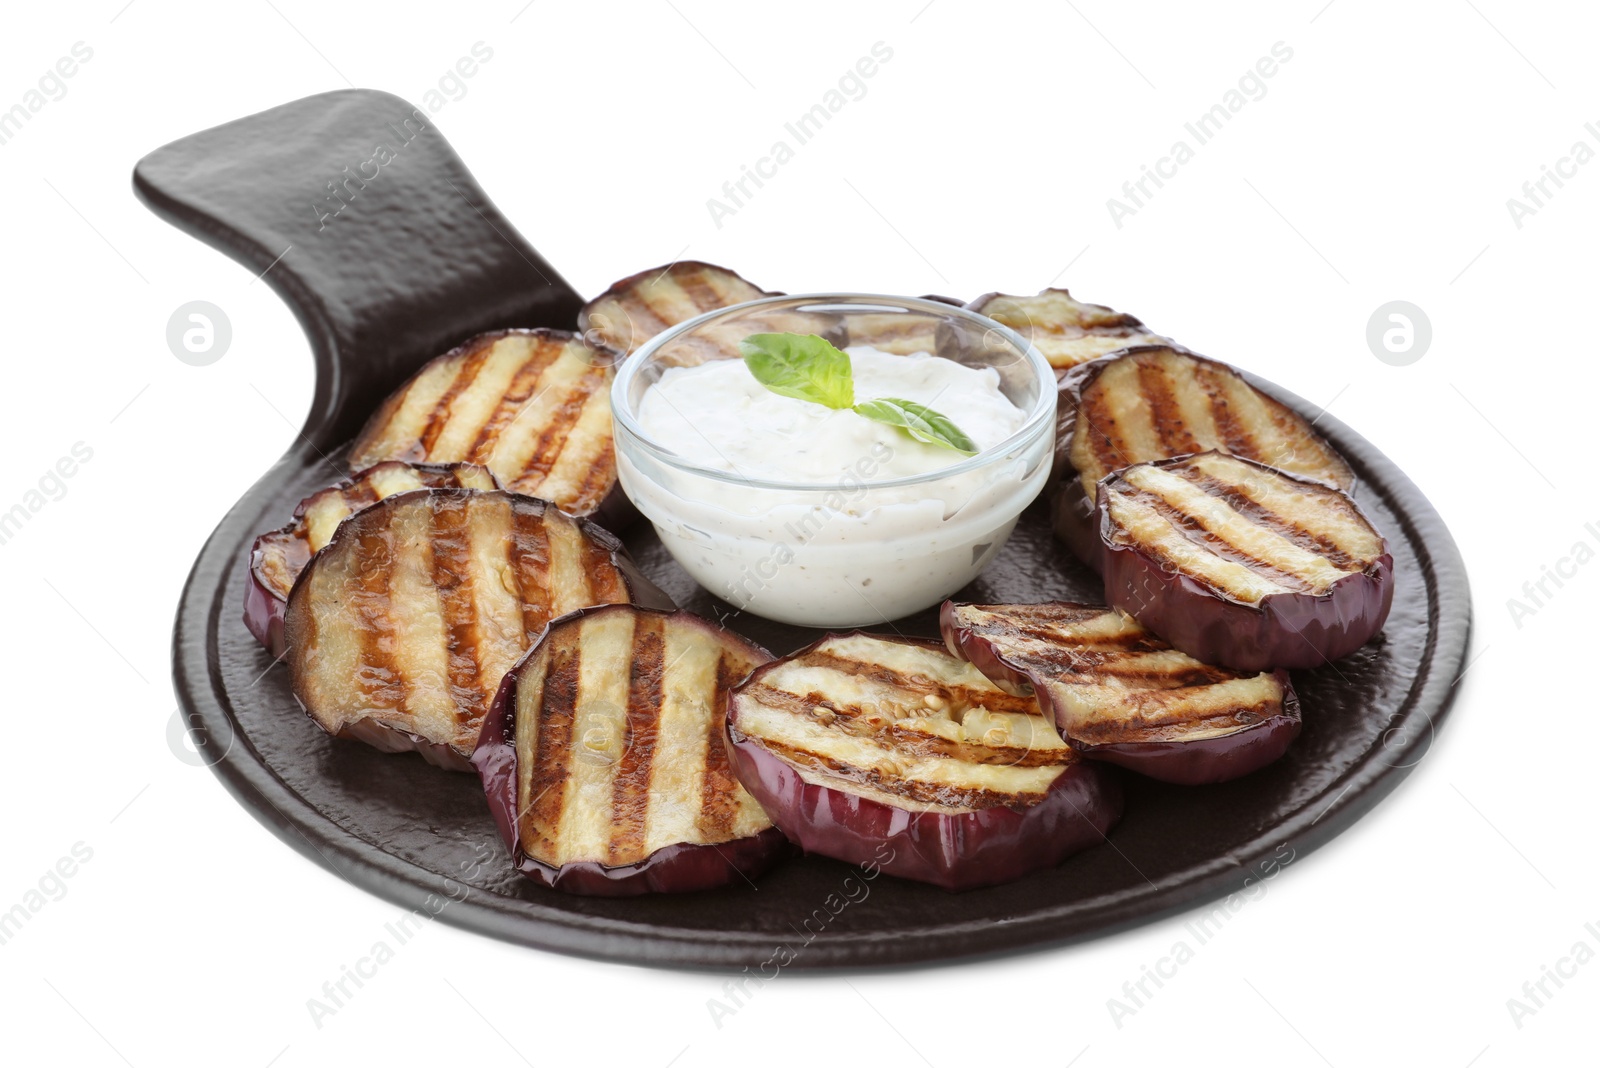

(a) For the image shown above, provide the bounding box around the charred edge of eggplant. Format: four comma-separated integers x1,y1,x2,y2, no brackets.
938,603,1304,784
576,260,782,334
917,293,967,308
1093,459,1395,672
346,327,623,474
724,716,1123,893
1062,670,1301,786
473,603,782,896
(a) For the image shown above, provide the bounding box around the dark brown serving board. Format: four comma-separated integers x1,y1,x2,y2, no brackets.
138,90,1471,970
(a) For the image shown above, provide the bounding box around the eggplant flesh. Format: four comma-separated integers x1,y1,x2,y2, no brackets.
285,488,670,770
472,604,787,895
941,600,1300,785
1097,451,1393,671
966,288,1166,372
347,328,622,519
1053,345,1355,564
578,260,774,356
245,461,499,657
581,260,845,367
726,632,1122,891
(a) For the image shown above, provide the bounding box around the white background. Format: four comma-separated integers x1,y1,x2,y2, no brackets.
1,1,1594,1064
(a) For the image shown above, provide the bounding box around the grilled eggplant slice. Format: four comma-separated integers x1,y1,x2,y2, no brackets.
578,260,774,356
580,260,844,365
1054,345,1356,564
941,601,1300,784
347,328,623,521
726,633,1122,891
245,461,499,657
966,288,1167,372
473,604,786,896
285,488,671,771
1096,451,1393,671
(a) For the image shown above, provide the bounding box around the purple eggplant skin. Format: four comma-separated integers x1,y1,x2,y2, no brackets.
471,605,788,896
1050,462,1104,572
725,723,1122,893
1095,500,1395,674
936,600,1033,697
243,531,297,658
938,602,1303,785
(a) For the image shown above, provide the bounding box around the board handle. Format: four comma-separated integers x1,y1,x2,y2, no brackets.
134,89,583,449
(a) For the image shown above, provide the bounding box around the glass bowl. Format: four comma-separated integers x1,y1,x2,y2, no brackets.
610,293,1057,627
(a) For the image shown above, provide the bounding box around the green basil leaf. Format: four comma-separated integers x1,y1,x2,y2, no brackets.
852,397,980,456
739,333,855,410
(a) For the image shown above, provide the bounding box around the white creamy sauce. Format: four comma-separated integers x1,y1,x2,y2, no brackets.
619,345,1049,627
636,346,1027,484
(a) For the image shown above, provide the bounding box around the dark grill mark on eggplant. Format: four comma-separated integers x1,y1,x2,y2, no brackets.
1137,358,1200,456
749,736,1040,810
1195,364,1256,456
1177,469,1362,571
348,330,618,517
467,347,554,462
942,602,1294,768
515,365,600,484
608,614,663,864
1111,484,1323,595
350,518,403,712
800,650,1040,716
524,631,580,849
509,502,553,639
430,493,483,719
419,339,492,455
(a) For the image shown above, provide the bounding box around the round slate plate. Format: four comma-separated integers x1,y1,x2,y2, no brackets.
138,90,1471,970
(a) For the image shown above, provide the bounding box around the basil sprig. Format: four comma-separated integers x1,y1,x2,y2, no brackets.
739,333,979,456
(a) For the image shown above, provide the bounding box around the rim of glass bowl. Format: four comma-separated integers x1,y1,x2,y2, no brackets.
609,293,1056,492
